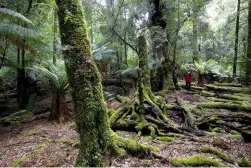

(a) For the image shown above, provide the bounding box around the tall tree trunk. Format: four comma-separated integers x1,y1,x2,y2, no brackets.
56,0,113,166
246,0,251,86
192,14,199,63
150,0,175,91
17,47,29,109
138,36,152,98
124,31,128,66
53,11,57,65
233,0,241,77
162,41,175,90
172,0,181,90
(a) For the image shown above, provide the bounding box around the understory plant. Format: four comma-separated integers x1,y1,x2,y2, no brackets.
28,59,71,123
182,59,218,86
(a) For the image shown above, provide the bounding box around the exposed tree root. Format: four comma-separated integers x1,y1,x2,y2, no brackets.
196,113,251,142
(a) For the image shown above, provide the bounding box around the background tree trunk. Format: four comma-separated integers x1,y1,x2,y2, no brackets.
192,13,199,63
246,0,251,86
233,0,240,77
53,11,57,65
56,0,113,166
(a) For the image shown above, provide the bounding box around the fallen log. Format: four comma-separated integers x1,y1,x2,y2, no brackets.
196,102,251,112
200,91,215,97
205,84,251,93
213,83,242,87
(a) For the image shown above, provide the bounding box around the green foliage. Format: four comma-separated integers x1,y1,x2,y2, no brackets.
117,67,138,79
0,8,39,53
27,59,67,93
201,145,234,163
92,43,116,63
0,67,17,86
211,65,233,77
188,59,218,75
171,154,227,167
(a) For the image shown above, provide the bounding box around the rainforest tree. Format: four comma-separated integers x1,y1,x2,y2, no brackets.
56,0,113,166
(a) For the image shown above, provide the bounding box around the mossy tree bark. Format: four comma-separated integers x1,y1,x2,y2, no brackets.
161,40,175,91
150,0,175,91
56,0,114,166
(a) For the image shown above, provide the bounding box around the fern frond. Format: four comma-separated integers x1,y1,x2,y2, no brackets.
0,8,32,24
0,23,39,38
27,64,60,89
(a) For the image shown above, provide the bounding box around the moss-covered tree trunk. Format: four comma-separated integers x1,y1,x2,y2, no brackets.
246,0,251,86
138,36,152,99
162,41,175,91
56,0,113,166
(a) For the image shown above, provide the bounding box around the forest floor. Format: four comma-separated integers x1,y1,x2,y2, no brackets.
0,89,251,167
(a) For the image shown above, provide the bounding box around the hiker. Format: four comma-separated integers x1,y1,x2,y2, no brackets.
185,71,192,91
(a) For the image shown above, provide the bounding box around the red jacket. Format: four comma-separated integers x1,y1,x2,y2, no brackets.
185,74,192,82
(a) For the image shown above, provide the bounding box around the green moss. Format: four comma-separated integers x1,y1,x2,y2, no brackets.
211,127,226,133
205,131,218,136
116,95,130,103
113,132,155,156
142,136,153,142
156,136,175,142
25,130,48,138
201,91,215,97
109,107,126,127
230,134,243,140
237,157,251,167
108,109,115,117
11,144,46,167
44,137,54,143
230,130,241,135
171,154,227,167
201,145,234,163
0,110,32,124
0,152,3,160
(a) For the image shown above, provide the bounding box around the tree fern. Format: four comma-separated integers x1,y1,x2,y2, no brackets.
27,60,68,93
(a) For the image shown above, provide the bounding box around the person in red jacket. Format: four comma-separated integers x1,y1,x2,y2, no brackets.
184,71,192,91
